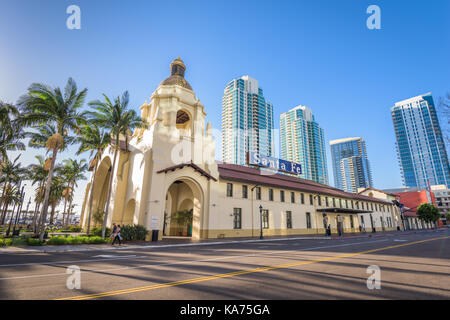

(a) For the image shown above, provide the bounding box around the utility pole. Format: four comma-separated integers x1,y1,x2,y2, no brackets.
259,205,263,240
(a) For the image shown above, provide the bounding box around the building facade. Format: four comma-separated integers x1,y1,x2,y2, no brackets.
391,93,450,189
330,137,373,193
222,75,274,166
280,106,329,185
430,185,449,225
80,58,400,240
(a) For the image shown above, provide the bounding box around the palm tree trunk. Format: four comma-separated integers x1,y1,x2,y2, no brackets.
39,148,58,241
1,200,9,225
62,197,68,228
50,204,56,225
32,201,41,233
102,146,118,238
66,184,74,226
86,160,98,235
0,183,7,219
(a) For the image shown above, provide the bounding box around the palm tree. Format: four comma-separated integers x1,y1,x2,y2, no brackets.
0,101,25,164
60,158,87,227
76,123,110,234
87,91,147,238
48,176,64,225
27,156,48,232
0,184,21,226
18,78,87,241
0,155,26,224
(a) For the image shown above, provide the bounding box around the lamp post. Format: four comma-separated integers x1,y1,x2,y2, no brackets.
259,205,263,240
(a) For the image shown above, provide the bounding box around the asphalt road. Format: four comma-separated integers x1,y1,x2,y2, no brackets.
0,229,449,300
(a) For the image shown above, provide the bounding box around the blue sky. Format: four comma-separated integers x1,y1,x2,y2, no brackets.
1,0,449,216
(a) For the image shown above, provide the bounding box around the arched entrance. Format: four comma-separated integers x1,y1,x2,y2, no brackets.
88,156,112,228
122,199,136,226
164,178,203,239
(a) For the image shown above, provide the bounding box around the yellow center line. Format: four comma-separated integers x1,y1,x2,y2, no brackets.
56,235,449,300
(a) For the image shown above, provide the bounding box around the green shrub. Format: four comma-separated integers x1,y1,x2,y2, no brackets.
27,238,45,246
87,236,107,244
90,226,111,238
0,238,13,247
47,237,69,245
120,225,149,241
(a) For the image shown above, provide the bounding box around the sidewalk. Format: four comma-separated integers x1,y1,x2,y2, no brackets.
0,228,446,254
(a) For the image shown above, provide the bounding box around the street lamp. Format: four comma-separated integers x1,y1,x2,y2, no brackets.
259,205,263,240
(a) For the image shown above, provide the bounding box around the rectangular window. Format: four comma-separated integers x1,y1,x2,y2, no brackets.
361,215,365,225
286,211,292,229
233,208,242,229
242,185,248,199
226,183,233,197
339,199,342,208
371,203,374,211
325,197,329,207
309,194,313,205
301,193,305,204
333,198,336,207
262,209,269,229
345,200,348,208
356,202,359,209
306,212,312,229
351,201,354,209
269,189,274,201
291,192,295,203
318,196,321,206
350,215,354,228
256,187,261,200
280,190,285,202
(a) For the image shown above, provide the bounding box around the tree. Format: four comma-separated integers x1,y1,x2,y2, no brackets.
0,185,21,227
0,156,26,224
76,123,110,234
27,156,49,232
60,159,87,227
18,78,87,241
416,203,440,227
87,91,147,238
0,101,26,164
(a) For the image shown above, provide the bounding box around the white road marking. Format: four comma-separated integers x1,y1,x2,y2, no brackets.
92,255,137,258
0,239,390,281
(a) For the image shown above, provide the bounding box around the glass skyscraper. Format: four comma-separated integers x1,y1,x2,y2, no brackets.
280,106,329,185
330,137,373,193
391,93,450,188
222,76,274,165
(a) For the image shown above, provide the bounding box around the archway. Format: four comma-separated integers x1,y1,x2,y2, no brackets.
164,178,203,239
122,199,136,226
88,156,112,228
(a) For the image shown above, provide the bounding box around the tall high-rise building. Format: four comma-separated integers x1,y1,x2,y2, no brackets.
391,93,450,188
280,106,328,185
330,137,373,193
222,76,274,165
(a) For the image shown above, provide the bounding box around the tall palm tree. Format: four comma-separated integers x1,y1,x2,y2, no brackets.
0,184,21,226
0,155,26,224
0,101,25,164
87,91,147,238
48,176,64,225
76,123,110,234
27,156,48,232
18,78,87,241
60,158,87,227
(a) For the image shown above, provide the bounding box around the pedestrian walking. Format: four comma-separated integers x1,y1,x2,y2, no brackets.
112,224,122,246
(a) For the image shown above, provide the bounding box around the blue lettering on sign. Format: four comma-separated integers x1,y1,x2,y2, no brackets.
248,152,302,175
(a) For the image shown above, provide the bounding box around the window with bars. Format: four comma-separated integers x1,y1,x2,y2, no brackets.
262,210,269,229
256,187,261,200
286,211,292,229
306,212,312,229
291,192,295,203
233,208,242,229
280,190,285,202
269,189,274,201
242,185,248,199
226,183,233,197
